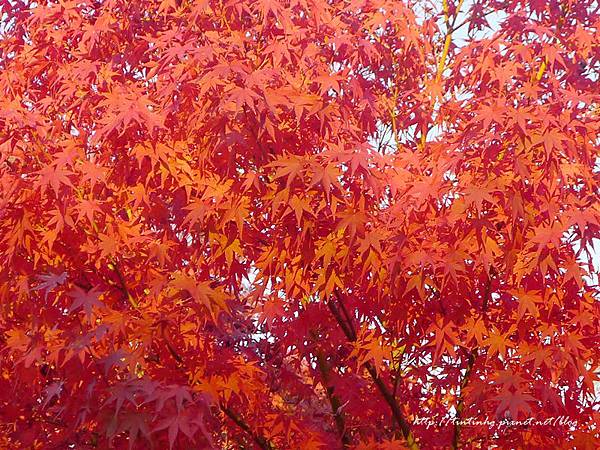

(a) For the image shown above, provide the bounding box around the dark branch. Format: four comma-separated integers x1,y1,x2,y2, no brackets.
221,404,275,450
314,344,351,448
329,289,419,449
453,273,492,448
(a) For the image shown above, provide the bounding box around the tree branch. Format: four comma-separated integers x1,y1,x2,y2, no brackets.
452,348,477,449
452,274,492,448
221,404,276,450
330,290,419,450
163,332,275,450
108,257,138,308
311,334,351,449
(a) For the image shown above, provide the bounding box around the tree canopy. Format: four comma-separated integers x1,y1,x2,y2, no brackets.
1,0,599,448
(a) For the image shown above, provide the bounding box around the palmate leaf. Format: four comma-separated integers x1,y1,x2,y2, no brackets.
68,286,104,318
0,0,598,448
33,271,67,299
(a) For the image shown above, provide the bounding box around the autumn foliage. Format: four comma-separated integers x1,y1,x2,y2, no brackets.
1,0,599,448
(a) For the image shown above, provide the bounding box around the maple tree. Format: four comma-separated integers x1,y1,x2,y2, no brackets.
1,0,599,448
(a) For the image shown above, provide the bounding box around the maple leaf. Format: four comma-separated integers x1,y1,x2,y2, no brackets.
462,185,495,212
146,384,193,413
76,198,103,226
512,289,542,321
308,162,341,196
117,412,152,450
78,160,107,186
521,345,552,370
68,286,104,318
314,237,339,269
528,221,564,250
465,317,487,346
484,327,515,361
269,156,305,188
5,328,30,352
105,381,144,416
190,373,220,403
336,208,367,240
494,389,536,419
34,164,74,196
33,271,67,299
431,320,459,362
541,128,565,157
223,238,243,268
42,381,64,408
98,233,119,259
100,349,130,375
183,199,208,229
350,331,392,374
1,1,598,448
226,87,259,113
283,194,313,226
474,101,503,131
170,272,229,320
153,409,199,449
